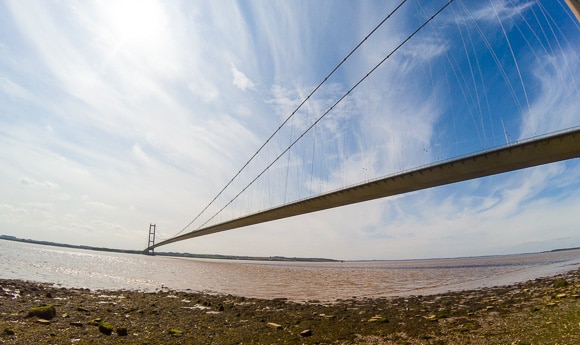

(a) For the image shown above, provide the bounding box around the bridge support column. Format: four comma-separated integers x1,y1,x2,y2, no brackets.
145,224,156,255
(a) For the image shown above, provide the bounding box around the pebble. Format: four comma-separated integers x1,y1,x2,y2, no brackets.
267,322,283,330
368,315,388,323
300,329,312,337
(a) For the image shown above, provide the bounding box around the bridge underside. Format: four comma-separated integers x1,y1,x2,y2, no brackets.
148,128,580,250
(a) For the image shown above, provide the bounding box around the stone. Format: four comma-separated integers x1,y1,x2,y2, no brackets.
116,327,128,336
556,293,567,299
300,329,312,337
368,315,388,323
98,322,114,335
37,319,51,325
88,318,101,326
77,306,90,312
168,328,183,337
554,278,568,288
70,321,84,327
3,327,15,335
267,322,283,330
28,305,56,320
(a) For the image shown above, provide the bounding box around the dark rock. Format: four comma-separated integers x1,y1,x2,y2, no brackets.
3,327,15,335
300,329,312,337
77,306,90,312
116,327,128,336
554,278,568,288
70,321,84,327
98,322,114,335
28,305,56,320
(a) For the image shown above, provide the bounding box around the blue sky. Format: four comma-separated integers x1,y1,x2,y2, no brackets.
0,0,579,260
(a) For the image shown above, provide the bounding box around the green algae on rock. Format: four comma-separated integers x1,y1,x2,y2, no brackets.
28,305,56,320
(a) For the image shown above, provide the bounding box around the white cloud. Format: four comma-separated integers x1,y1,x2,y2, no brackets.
231,65,254,91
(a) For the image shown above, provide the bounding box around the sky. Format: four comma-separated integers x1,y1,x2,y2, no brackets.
1,0,579,260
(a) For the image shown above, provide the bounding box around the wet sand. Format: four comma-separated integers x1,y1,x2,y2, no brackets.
1,269,578,344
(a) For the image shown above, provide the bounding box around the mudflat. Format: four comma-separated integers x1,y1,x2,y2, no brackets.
1,269,578,344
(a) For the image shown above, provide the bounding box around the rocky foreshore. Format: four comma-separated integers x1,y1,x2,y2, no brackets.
1,269,578,344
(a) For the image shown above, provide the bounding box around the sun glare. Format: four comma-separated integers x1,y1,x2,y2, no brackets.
107,0,166,43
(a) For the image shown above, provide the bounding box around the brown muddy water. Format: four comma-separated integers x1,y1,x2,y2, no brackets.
1,240,578,302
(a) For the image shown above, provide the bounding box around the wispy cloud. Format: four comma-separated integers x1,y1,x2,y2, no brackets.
518,48,580,138
467,0,534,23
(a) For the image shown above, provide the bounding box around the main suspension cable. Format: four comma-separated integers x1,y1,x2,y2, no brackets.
197,0,456,230
172,0,411,238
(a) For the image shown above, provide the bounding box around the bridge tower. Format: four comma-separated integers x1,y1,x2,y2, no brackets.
145,223,156,255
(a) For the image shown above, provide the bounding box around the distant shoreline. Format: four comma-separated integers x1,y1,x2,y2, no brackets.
0,235,339,263
2,234,578,263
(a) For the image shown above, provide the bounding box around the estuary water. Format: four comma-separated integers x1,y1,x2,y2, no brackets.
1,240,578,302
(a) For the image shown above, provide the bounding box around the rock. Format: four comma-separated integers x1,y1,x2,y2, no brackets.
3,327,15,335
368,315,388,323
88,318,102,326
70,321,84,327
300,329,312,337
37,319,51,325
554,278,568,288
168,328,183,337
77,306,90,312
98,322,114,335
267,322,283,330
28,305,56,320
556,293,567,299
116,327,128,336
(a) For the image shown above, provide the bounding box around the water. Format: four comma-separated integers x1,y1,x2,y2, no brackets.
1,240,578,302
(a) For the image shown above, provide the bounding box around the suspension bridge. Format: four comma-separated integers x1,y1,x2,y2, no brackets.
146,1,580,253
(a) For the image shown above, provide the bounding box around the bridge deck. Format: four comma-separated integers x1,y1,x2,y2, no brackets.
148,128,580,250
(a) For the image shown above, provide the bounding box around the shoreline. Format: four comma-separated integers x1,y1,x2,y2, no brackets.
1,269,578,344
